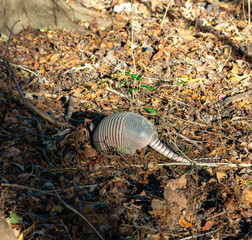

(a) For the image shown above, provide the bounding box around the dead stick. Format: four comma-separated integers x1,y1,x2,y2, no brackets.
100,162,252,168
54,190,105,240
178,229,219,240
1,183,57,197
66,96,75,120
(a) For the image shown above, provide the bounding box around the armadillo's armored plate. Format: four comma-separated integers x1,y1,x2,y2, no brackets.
92,112,157,154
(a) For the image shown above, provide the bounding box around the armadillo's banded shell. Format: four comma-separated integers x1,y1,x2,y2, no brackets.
92,111,190,163
92,112,157,155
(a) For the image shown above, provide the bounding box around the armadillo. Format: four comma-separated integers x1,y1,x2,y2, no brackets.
92,112,190,163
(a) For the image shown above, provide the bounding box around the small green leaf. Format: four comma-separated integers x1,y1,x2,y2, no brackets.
188,26,192,30
120,147,127,152
127,88,139,93
178,81,187,86
9,211,22,224
111,74,119,79
140,85,154,90
83,21,90,28
51,205,64,213
113,172,122,178
130,74,138,79
125,70,131,76
39,28,48,32
119,80,130,86
144,108,158,114
136,75,142,81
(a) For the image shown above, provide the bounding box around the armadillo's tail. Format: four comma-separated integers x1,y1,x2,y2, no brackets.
149,135,191,163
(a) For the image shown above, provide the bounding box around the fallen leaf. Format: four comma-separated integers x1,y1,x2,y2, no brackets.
241,188,252,207
166,174,187,190
152,49,164,61
179,216,194,228
202,220,215,231
4,147,21,158
216,172,227,183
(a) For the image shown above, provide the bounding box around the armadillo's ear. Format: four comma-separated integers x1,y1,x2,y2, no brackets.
89,122,95,132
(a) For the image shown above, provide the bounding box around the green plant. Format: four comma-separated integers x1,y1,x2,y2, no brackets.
8,211,22,224
118,70,154,94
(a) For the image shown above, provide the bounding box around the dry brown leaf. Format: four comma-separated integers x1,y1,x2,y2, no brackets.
46,53,52,61
241,208,252,221
166,174,187,190
238,100,250,108
179,216,194,228
202,220,215,231
248,142,252,150
3,147,21,158
49,53,61,64
152,49,164,61
164,188,188,209
216,172,227,183
231,64,240,74
41,65,46,75
235,175,247,187
241,189,252,207
152,98,161,107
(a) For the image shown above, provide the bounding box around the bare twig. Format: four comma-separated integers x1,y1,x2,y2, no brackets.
178,229,219,240
106,87,130,100
167,132,203,151
59,219,72,240
0,59,39,77
206,211,226,220
66,96,75,120
217,90,252,105
161,3,171,28
1,183,57,197
101,162,252,168
248,0,251,28
121,223,157,231
54,190,105,240
219,46,231,72
130,1,136,102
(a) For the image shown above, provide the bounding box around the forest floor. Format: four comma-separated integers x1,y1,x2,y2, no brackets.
0,1,251,239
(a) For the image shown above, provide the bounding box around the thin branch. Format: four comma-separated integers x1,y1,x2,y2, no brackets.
178,229,218,240
218,89,252,105
130,1,136,102
248,0,251,28
3,20,20,62
219,46,231,72
0,59,39,77
167,132,203,151
1,183,57,197
121,223,157,231
66,96,75,120
54,190,104,240
59,219,72,240
161,3,171,28
106,87,130,100
100,162,252,168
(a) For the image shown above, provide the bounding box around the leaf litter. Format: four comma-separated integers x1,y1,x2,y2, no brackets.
0,1,251,239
